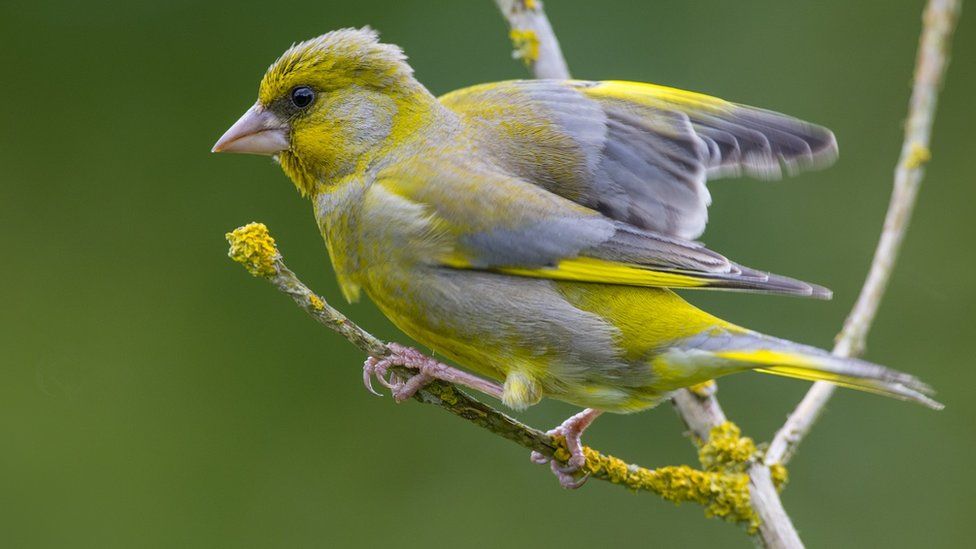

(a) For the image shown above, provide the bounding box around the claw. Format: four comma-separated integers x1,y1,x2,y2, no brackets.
363,358,383,396
531,408,603,489
363,356,398,396
360,345,440,402
551,461,590,489
361,344,505,402
375,367,396,390
364,372,382,396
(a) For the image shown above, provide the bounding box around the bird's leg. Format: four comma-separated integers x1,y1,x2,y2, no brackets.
530,408,604,489
363,342,504,402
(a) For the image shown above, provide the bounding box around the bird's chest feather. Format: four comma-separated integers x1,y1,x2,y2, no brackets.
313,178,451,304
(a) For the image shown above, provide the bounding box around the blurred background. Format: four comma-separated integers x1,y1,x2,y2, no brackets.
1,0,973,547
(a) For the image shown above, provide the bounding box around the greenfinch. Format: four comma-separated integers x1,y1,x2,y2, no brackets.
213,28,940,486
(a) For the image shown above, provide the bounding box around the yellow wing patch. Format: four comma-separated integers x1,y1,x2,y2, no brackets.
496,256,711,289
579,80,732,112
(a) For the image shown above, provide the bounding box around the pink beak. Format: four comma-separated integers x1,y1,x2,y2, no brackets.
211,103,289,155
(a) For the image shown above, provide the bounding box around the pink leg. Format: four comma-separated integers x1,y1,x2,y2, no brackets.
530,408,604,489
363,343,504,402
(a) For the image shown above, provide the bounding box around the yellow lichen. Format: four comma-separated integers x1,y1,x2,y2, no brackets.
436,383,460,406
509,29,540,66
905,143,932,169
226,222,279,278
544,430,759,531
698,422,757,473
576,445,758,531
688,379,717,398
309,294,325,311
769,463,789,491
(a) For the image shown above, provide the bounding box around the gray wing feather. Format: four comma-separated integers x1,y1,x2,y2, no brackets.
694,108,837,180
595,108,710,238
443,80,837,241
435,80,834,298
458,207,734,275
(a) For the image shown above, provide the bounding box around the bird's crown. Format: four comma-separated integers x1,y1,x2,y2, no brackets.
259,27,412,105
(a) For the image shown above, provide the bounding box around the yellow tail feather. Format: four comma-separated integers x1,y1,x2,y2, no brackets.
711,348,942,409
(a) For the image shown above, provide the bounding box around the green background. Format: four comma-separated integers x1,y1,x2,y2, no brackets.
1,1,973,547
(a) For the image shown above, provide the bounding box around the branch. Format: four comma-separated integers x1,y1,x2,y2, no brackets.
672,371,802,547
225,222,764,528
494,0,571,79
765,0,962,467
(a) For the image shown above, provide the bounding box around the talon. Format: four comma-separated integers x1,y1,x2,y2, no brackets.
529,408,603,488
360,346,436,401
363,356,396,396
360,344,505,403
550,461,590,489
363,368,382,397
363,357,383,396
374,366,396,389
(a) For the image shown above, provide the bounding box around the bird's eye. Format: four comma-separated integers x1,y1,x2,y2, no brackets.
290,86,315,108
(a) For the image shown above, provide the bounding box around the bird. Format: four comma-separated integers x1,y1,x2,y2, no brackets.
212,27,941,487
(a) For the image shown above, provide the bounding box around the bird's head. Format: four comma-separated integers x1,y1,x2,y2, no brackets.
212,27,421,195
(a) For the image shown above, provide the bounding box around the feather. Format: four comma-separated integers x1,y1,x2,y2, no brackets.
441,79,837,240
373,167,830,298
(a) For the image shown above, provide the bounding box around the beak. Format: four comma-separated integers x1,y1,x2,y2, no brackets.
211,103,289,155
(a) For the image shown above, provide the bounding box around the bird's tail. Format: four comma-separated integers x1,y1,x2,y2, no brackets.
691,331,943,409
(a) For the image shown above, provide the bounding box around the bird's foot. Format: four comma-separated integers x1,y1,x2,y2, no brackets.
530,408,603,489
363,343,504,402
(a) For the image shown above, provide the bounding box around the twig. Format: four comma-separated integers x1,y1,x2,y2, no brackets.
225,222,763,527
765,0,961,468
493,0,571,79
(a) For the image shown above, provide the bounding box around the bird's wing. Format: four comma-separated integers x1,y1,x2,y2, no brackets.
440,79,837,240
372,166,830,298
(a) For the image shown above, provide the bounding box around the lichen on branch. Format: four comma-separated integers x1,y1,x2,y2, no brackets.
574,421,766,531
698,422,757,473
226,222,279,278
508,29,540,65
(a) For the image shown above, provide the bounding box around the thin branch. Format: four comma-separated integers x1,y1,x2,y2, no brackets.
494,0,571,79
225,222,762,527
765,0,962,467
